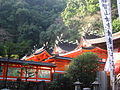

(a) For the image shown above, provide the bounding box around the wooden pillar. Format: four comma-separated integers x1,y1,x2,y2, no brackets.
20,65,23,80
50,67,52,81
36,66,38,82
2,63,6,80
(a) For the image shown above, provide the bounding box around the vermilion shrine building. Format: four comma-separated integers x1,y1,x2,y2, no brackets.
25,36,108,74
0,58,55,82
1,31,120,82
25,31,120,76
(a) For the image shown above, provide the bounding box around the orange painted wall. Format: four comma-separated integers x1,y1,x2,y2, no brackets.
44,58,70,73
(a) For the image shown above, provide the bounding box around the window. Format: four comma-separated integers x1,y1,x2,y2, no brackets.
38,70,50,78
22,68,36,78
8,67,20,76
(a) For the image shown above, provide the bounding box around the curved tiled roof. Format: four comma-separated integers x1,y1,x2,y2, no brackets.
86,31,120,49
57,41,78,52
86,31,120,44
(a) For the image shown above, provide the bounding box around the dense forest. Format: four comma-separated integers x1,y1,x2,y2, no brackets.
0,0,120,58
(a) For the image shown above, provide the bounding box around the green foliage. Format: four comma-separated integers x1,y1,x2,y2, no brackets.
47,17,81,43
0,0,67,58
48,73,74,90
61,0,104,37
1,0,119,58
61,0,99,25
10,55,19,59
0,45,5,56
0,41,31,58
112,18,120,33
20,64,36,82
61,0,119,37
8,67,20,76
66,52,99,87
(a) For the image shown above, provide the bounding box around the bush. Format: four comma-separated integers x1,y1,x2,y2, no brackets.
66,52,99,87
48,73,74,90
112,18,120,33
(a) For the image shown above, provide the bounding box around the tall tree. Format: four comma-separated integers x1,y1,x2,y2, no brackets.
0,41,31,58
0,0,67,57
47,17,80,45
61,0,119,38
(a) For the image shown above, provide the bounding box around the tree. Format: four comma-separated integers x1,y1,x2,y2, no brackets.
61,0,104,37
47,17,80,44
66,52,99,87
112,18,120,33
0,41,31,58
0,44,5,57
48,73,74,90
61,0,119,37
0,0,66,50
20,63,36,82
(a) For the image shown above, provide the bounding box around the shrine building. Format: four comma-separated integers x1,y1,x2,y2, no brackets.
1,31,120,82
0,58,55,82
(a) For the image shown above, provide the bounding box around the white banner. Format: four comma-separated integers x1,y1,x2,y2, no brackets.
99,0,115,89
117,0,120,18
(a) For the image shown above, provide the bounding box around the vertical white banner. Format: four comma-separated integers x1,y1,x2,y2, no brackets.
117,0,120,18
99,0,115,90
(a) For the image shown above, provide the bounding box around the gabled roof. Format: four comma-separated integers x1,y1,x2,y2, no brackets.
0,58,56,67
52,40,78,54
86,31,120,49
58,41,77,51
24,49,52,62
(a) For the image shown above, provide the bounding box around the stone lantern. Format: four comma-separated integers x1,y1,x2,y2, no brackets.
74,80,83,90
92,81,100,90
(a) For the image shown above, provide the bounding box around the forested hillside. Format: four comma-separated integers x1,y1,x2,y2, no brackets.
0,0,70,58
0,0,120,58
